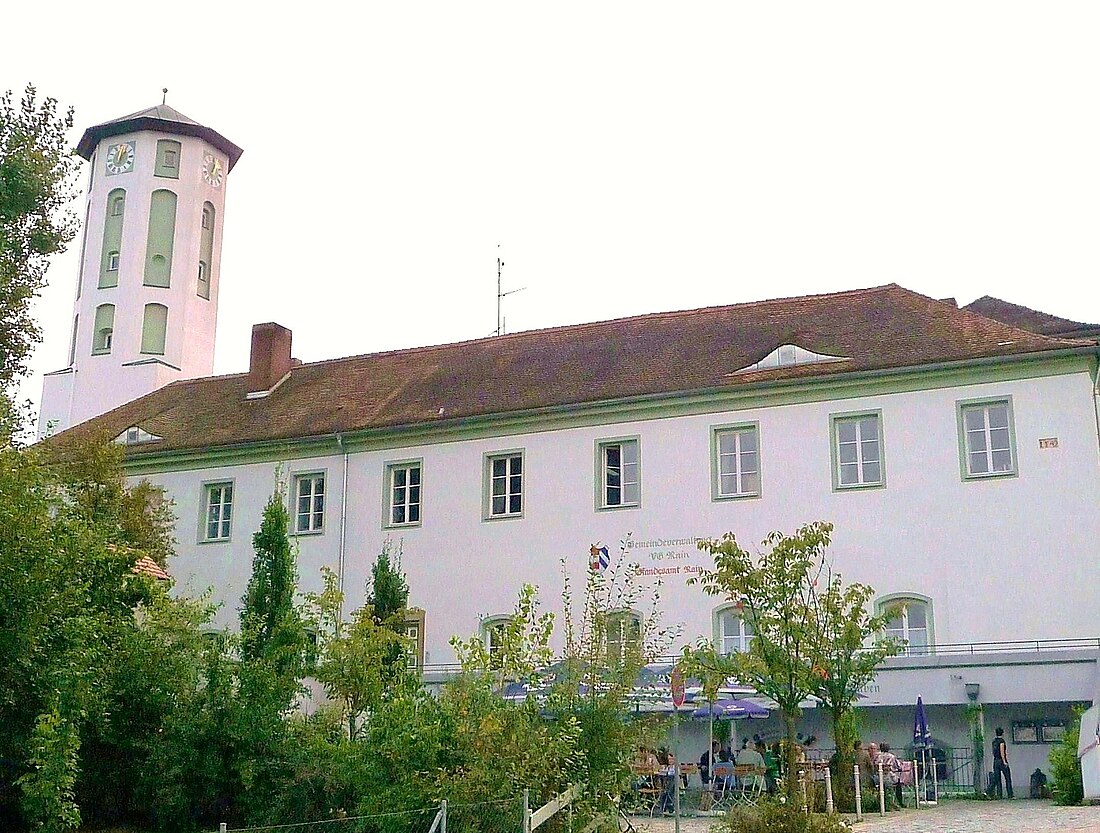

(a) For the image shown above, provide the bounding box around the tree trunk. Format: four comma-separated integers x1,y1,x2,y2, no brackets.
783,708,801,807
829,707,856,812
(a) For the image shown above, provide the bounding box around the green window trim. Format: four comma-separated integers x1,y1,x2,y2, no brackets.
198,202,215,299
483,449,525,521
140,303,168,355
91,304,115,355
383,458,423,529
198,479,234,543
154,140,182,179
594,435,641,511
98,188,125,288
144,189,177,287
956,396,1018,481
710,421,762,501
829,408,886,491
290,470,326,535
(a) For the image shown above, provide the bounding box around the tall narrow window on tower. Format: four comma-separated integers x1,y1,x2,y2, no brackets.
141,303,168,355
154,140,181,178
68,315,79,366
198,202,215,299
144,190,177,287
92,304,115,355
99,189,125,288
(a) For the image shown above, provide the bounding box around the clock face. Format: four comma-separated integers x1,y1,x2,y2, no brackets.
202,153,224,187
105,142,135,175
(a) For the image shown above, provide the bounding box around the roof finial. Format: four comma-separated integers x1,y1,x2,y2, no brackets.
162,87,168,105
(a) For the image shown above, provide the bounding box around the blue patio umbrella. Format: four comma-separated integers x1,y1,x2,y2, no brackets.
912,696,935,803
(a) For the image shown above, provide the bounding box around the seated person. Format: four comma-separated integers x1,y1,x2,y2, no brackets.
700,739,721,786
735,740,767,790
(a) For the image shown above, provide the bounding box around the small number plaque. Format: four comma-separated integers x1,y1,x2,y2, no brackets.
1039,438,1059,449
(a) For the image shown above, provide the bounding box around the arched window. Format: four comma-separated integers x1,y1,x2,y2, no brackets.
198,201,215,299
92,304,115,355
99,188,125,288
606,610,642,664
140,303,168,355
481,616,512,669
144,190,177,287
877,594,933,656
714,605,754,655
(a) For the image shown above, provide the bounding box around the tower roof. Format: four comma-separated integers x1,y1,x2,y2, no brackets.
76,104,243,171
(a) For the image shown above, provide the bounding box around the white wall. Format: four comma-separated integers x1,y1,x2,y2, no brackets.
146,367,1100,671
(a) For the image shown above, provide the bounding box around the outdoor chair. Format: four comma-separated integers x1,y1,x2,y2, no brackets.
710,762,735,812
732,765,765,805
628,763,662,817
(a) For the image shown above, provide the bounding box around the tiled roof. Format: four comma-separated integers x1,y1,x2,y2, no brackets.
133,556,170,581
50,284,1090,458
963,296,1100,340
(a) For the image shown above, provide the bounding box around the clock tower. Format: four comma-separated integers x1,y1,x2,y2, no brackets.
38,104,242,437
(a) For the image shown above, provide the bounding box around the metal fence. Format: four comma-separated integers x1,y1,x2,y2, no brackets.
219,793,586,833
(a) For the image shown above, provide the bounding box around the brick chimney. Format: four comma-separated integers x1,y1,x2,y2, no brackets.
247,322,293,397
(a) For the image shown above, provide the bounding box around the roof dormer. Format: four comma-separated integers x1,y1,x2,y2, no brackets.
735,343,848,374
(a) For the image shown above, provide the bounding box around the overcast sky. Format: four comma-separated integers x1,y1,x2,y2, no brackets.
6,3,1100,413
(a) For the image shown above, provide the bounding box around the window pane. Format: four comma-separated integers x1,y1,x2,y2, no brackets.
622,441,638,465
863,461,881,483
720,473,737,495
964,409,985,431
740,430,757,453
314,494,324,518
605,445,621,468
623,482,639,504
606,467,621,488
839,442,858,465
989,427,1010,452
606,485,621,506
409,504,420,523
393,504,406,524
740,450,758,474
509,494,522,514
970,452,989,474
622,461,638,485
718,432,737,455
510,456,522,476
991,450,1012,472
859,417,878,440
492,495,506,515
907,603,927,628
741,471,760,494
509,474,522,495
409,466,420,486
987,404,1009,429
860,438,880,463
409,485,420,505
493,458,506,478
394,468,406,488
840,463,859,485
838,421,857,443
298,494,310,515
492,475,506,497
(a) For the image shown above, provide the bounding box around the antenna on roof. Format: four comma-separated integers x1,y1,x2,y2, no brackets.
162,88,168,105
494,243,525,336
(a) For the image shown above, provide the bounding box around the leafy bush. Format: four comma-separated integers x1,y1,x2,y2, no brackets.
720,801,851,833
1050,707,1084,806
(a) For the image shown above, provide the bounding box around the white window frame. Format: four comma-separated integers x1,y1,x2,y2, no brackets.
481,615,512,668
201,481,234,543
107,251,120,271
403,608,425,671
830,410,885,490
292,472,325,534
957,397,1017,480
877,594,934,656
484,450,524,520
384,459,422,528
606,610,642,663
714,605,755,655
596,436,640,510
712,422,761,500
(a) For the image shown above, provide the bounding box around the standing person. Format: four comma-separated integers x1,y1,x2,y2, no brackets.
700,739,720,788
878,743,904,809
991,727,1013,798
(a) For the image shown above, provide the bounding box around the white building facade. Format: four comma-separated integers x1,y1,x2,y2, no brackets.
51,279,1100,784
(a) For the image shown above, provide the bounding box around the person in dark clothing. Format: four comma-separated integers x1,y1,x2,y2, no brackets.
991,727,1013,798
699,740,720,786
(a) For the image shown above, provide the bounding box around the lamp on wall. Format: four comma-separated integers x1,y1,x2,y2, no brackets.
965,682,980,701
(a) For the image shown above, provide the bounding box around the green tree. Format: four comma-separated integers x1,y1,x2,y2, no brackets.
240,486,306,699
452,583,554,689
0,85,79,391
365,540,409,626
1050,706,1084,805
805,563,902,809
683,524,829,805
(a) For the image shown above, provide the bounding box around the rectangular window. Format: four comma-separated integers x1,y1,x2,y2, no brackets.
154,140,181,178
486,452,523,518
713,425,760,498
831,412,884,489
107,251,120,271
386,461,422,527
959,399,1016,479
403,609,425,670
598,438,639,508
203,482,233,541
293,473,325,534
